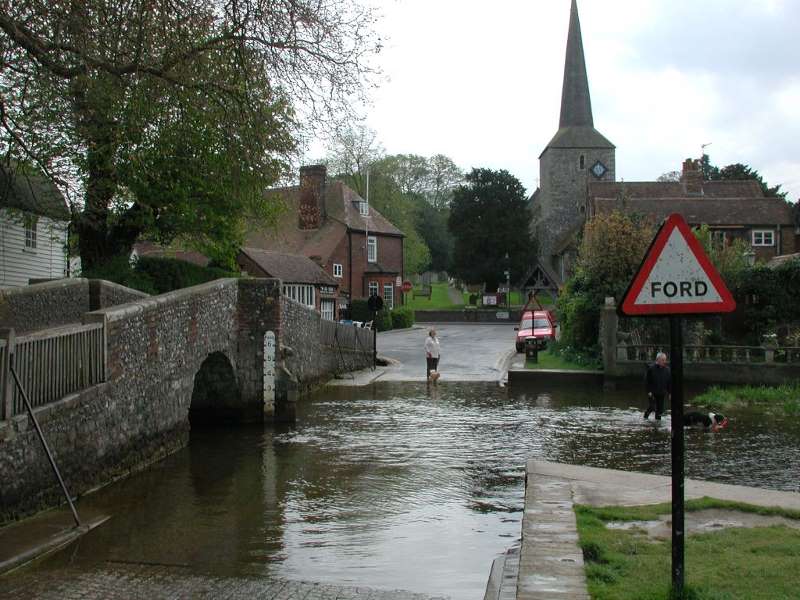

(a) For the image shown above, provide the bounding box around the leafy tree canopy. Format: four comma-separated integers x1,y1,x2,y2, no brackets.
0,0,381,269
701,155,787,199
448,168,536,290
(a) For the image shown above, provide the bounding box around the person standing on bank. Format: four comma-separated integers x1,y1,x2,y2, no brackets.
425,329,441,381
645,351,671,420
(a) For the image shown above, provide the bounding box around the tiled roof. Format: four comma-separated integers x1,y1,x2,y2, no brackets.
239,247,337,285
589,180,764,199
0,163,70,221
593,196,793,227
245,180,403,261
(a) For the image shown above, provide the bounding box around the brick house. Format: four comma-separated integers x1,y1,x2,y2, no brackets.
589,159,798,263
246,165,405,314
236,247,339,320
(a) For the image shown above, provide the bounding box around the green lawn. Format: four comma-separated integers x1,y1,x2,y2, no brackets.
405,282,464,310
576,498,800,599
525,349,598,371
692,383,800,416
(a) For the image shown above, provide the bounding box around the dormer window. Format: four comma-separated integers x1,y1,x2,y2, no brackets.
359,201,369,217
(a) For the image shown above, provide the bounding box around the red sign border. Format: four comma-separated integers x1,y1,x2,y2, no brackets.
619,213,736,316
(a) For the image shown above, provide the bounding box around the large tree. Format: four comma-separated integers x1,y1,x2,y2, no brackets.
0,0,381,269
448,168,536,289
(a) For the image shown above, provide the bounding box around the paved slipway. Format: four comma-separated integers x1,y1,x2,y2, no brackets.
0,563,446,600
332,323,518,385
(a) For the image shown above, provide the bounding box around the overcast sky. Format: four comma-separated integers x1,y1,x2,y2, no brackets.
306,0,799,201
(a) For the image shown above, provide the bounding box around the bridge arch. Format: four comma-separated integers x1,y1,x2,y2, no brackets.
189,351,242,426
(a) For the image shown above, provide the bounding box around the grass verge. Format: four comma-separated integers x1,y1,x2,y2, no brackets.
405,283,464,310
692,383,800,416
576,497,800,600
524,349,598,371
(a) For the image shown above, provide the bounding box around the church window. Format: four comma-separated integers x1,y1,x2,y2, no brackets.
579,155,585,170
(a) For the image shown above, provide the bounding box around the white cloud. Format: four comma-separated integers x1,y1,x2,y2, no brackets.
305,0,800,201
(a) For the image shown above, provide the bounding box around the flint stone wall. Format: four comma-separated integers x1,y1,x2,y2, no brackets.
0,277,371,521
0,278,148,334
281,296,373,390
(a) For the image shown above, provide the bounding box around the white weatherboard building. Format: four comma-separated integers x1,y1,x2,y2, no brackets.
0,165,71,288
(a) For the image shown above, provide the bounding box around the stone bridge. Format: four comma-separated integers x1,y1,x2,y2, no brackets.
0,277,373,521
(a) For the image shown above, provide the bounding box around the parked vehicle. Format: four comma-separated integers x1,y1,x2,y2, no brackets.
515,310,555,352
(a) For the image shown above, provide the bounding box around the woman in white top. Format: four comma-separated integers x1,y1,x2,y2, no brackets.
424,329,441,380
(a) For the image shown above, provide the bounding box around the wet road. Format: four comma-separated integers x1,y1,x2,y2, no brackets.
3,381,797,600
376,323,516,382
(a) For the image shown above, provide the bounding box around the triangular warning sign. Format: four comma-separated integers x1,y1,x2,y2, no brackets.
620,213,736,316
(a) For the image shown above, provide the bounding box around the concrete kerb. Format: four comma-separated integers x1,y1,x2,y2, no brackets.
516,460,800,600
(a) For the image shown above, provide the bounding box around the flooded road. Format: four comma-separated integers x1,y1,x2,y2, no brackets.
27,381,800,600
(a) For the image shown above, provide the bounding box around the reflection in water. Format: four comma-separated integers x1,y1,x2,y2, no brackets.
36,381,800,600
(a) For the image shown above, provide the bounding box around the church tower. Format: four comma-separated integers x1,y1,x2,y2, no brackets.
534,0,615,280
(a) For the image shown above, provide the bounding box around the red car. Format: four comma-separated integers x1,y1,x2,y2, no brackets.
515,310,555,352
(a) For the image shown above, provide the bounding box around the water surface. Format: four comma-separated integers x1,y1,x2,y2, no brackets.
41,381,800,599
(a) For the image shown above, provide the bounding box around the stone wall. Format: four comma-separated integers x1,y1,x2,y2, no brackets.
281,296,373,390
0,278,149,335
89,279,149,310
0,277,372,521
0,279,89,333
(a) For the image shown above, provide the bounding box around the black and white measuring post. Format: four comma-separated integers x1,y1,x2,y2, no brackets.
619,213,736,598
367,293,384,369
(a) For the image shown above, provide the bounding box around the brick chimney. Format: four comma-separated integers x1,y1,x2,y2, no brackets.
298,165,327,229
681,158,703,196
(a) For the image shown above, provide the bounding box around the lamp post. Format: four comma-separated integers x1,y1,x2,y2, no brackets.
744,248,756,267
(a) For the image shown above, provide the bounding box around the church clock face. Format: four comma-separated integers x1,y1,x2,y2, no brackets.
591,161,608,179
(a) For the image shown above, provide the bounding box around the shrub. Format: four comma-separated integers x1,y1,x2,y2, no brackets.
135,256,237,294
373,309,392,332
391,306,415,329
82,255,237,295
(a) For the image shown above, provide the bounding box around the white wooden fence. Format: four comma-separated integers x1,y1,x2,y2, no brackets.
0,323,106,420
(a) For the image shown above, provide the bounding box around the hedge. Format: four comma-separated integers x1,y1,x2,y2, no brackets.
82,255,238,295
350,299,415,332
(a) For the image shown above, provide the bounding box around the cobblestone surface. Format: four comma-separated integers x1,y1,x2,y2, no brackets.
0,563,447,600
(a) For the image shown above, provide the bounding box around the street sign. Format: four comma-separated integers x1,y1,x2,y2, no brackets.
396,275,402,287
620,213,736,316
619,213,736,598
402,280,413,293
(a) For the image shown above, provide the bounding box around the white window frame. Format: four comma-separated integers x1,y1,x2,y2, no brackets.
752,230,774,247
282,283,316,308
368,281,378,297
24,214,38,250
359,201,369,216
383,282,394,310
333,263,343,278
320,299,335,321
367,236,377,263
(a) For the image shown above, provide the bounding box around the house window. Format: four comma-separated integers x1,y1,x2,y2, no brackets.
383,282,394,310
367,236,377,262
752,230,774,246
711,230,728,248
368,281,379,297
282,283,315,308
24,214,38,249
321,299,335,321
579,155,585,170
333,263,343,278
359,201,369,216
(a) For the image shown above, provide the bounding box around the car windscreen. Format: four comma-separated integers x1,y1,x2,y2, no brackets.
520,318,532,329
533,319,551,329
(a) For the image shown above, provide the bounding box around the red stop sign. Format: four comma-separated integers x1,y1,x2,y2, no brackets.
402,280,413,293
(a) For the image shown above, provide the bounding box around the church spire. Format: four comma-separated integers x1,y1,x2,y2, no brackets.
559,0,593,129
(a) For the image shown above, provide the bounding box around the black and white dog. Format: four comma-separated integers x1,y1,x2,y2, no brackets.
683,411,728,432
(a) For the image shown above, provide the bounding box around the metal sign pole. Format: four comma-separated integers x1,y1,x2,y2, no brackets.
669,315,685,598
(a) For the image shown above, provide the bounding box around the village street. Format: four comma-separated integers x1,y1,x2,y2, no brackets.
375,323,517,382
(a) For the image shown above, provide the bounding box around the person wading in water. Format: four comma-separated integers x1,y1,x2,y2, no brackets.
645,351,671,421
425,329,441,383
